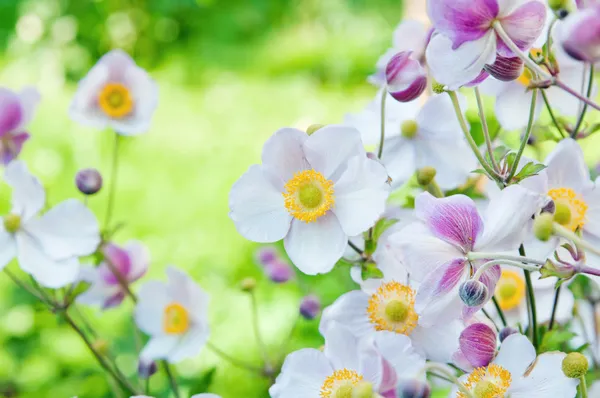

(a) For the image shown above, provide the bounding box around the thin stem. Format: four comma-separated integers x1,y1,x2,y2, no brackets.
72,304,99,339
572,64,595,138
481,308,500,332
520,245,539,350
347,240,364,256
249,290,271,369
555,79,600,112
507,88,538,182
420,363,472,398
474,87,500,172
162,361,180,398
467,252,546,265
492,296,508,327
4,269,52,305
104,133,121,232
553,223,600,257
447,91,499,180
548,285,561,331
541,90,566,138
377,91,387,159
104,253,137,303
472,259,539,281
426,180,444,198
206,341,264,373
580,375,588,398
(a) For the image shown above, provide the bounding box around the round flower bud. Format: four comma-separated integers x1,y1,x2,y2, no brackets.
240,277,257,292
562,352,588,378
459,280,489,307
385,51,427,103
554,203,572,226
299,294,321,320
499,327,518,342
561,7,600,63
534,213,555,242
484,56,525,82
138,358,158,379
416,167,436,186
396,379,431,398
265,261,294,283
256,246,278,266
75,168,103,195
307,124,325,135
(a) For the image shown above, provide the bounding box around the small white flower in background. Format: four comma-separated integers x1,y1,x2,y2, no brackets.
77,241,150,309
270,322,425,398
131,395,220,398
0,87,40,165
345,92,476,190
0,161,100,288
69,49,158,136
450,334,578,397
229,126,390,275
134,266,210,363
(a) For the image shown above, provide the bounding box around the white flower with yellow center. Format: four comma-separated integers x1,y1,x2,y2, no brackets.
321,276,464,363
452,334,578,397
270,322,425,398
134,267,210,363
229,126,390,274
69,49,158,135
0,161,100,288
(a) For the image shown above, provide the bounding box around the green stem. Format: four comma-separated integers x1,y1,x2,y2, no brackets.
4,269,53,306
447,91,499,180
474,87,500,173
162,361,180,398
580,375,588,398
249,290,271,370
541,90,566,138
467,252,545,265
520,245,538,350
548,285,561,331
420,363,473,398
553,223,600,257
472,259,539,281
104,133,121,232
507,88,538,183
492,296,508,327
426,180,444,198
571,64,595,138
205,341,264,373
377,91,387,159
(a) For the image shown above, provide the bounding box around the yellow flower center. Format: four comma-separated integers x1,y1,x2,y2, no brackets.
320,369,363,398
163,302,190,335
547,187,588,232
3,214,21,233
517,68,533,87
283,169,335,223
459,364,512,398
367,281,418,335
495,270,526,311
98,82,134,118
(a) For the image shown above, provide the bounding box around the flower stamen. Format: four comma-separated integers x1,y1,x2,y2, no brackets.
547,187,587,232
320,369,363,398
98,82,134,118
459,364,512,398
367,281,418,335
163,302,190,335
283,169,334,223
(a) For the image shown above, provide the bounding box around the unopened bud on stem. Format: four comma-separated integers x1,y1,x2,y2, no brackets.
533,213,554,241
459,280,488,307
562,352,588,378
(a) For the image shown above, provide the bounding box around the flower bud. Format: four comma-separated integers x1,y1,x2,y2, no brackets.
240,277,257,292
75,168,103,195
396,379,431,398
459,323,497,367
540,259,576,280
256,246,278,266
416,167,436,186
307,124,325,135
484,56,525,82
549,0,569,11
459,280,489,307
534,213,555,241
561,7,600,63
138,358,158,379
498,327,518,342
385,52,427,102
431,80,446,94
352,381,374,398
299,294,321,320
562,352,588,378
265,261,294,283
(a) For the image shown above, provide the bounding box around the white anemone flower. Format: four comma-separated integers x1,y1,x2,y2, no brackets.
0,161,100,288
270,322,425,398
69,49,158,135
451,334,578,397
229,126,390,275
134,266,210,363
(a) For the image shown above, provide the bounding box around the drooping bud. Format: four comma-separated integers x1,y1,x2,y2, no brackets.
138,358,158,379
540,259,576,280
549,0,569,11
299,294,321,320
533,213,555,241
554,203,572,226
562,352,588,378
499,327,518,342
459,323,497,367
307,124,325,135
416,166,436,186
352,381,374,398
75,168,103,195
396,379,431,398
484,56,525,81
265,261,294,283
240,277,257,292
561,7,600,63
459,280,489,307
385,52,427,102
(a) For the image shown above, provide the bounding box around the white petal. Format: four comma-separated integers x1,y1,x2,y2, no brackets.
509,352,579,398
414,139,476,190
124,240,150,281
16,232,79,288
381,136,417,189
25,199,100,260
546,64,596,117
5,160,45,220
229,165,291,243
410,321,462,363
165,266,209,325
332,155,390,236
426,32,497,90
284,214,347,275
134,281,171,335
495,83,542,130
493,333,536,375
167,327,209,363
533,283,574,324
303,125,365,182
545,138,592,193
140,335,179,362
416,93,467,136
68,60,110,129
476,185,543,252
16,87,40,130
0,225,16,270
261,128,309,189
584,180,600,238
269,349,332,398
76,280,120,308
392,19,429,59
322,323,362,371
374,332,425,379
319,291,372,338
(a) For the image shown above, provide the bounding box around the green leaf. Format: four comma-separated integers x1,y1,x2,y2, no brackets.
361,262,383,280
504,152,517,171
372,218,398,242
190,367,217,394
539,329,575,353
511,161,546,183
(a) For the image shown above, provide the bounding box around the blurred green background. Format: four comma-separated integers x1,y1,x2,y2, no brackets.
0,0,409,397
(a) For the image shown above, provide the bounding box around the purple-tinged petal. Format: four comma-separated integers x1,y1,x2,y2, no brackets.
497,1,547,57
15,87,40,131
462,264,502,319
124,241,150,282
464,70,490,87
415,192,483,253
561,7,600,63
428,0,499,49
0,132,29,165
103,291,126,309
385,51,428,102
101,243,132,284
0,89,23,136
379,358,399,396
459,323,498,367
484,55,524,81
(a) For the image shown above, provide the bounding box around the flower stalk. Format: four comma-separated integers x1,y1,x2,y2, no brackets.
507,88,538,183
474,87,500,173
